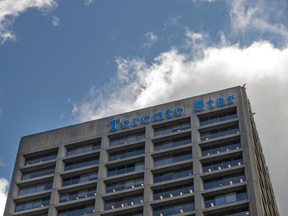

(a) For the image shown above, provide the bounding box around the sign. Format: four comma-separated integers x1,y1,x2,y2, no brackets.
108,95,235,131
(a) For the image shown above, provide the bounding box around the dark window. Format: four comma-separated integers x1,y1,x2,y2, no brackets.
204,174,245,190
60,188,96,203
154,136,191,151
62,172,98,187
202,156,243,173
19,182,53,196
214,210,250,216
25,152,58,166
154,167,193,183
65,156,99,171
153,202,194,215
107,162,144,177
205,191,247,208
57,205,95,216
201,126,239,141
15,198,50,212
22,167,55,180
106,178,144,193
110,133,145,147
154,152,192,167
153,184,193,200
109,147,145,161
199,111,237,126
104,195,143,210
154,123,191,137
66,143,101,156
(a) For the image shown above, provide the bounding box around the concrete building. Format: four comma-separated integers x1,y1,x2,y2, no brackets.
4,86,280,216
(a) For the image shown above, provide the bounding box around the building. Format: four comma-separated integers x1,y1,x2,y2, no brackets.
4,86,280,216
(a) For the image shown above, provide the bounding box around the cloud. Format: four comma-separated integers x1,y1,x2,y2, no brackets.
52,16,60,27
0,0,57,44
142,32,159,48
0,178,8,216
84,0,93,6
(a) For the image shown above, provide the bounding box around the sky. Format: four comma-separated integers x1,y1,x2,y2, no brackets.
0,0,288,215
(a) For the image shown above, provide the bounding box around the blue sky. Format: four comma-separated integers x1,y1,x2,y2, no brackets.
1,0,288,214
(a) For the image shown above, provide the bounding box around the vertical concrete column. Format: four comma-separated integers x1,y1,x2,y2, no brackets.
191,113,203,216
238,89,264,216
48,144,66,216
95,135,109,214
143,125,153,216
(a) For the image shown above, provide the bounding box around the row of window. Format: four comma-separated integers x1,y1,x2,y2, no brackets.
202,141,241,156
203,157,243,173
154,123,191,137
154,152,192,167
62,172,98,187
64,157,99,171
60,188,96,203
110,133,145,147
153,202,194,216
58,205,95,216
154,168,193,183
22,167,55,180
15,198,50,212
200,111,237,126
109,147,145,161
154,136,191,151
106,178,144,193
219,210,250,216
205,191,247,208
153,184,193,200
201,126,239,141
107,162,144,177
19,182,52,196
67,143,101,156
25,152,57,166
104,195,143,210
204,173,245,190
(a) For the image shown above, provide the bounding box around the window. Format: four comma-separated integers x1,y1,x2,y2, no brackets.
110,133,145,147
104,195,143,210
66,143,101,156
62,172,98,187
106,178,144,193
154,152,192,167
204,173,245,190
60,188,96,203
153,184,193,200
201,126,239,141
154,123,191,137
22,167,55,180
15,198,50,212
202,156,243,173
58,205,95,216
19,182,53,196
153,202,194,216
202,141,241,156
205,191,247,208
65,156,99,171
216,210,250,216
154,136,191,151
107,162,144,177
122,213,143,216
109,147,145,161
200,111,237,126
154,167,193,183
25,152,57,166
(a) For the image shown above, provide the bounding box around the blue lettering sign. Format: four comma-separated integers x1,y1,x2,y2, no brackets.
108,119,120,131
120,120,130,129
194,100,205,111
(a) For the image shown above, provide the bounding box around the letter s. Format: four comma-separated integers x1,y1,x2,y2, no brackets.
194,100,205,111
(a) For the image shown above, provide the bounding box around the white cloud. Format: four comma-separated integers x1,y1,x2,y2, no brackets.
0,0,57,44
0,178,8,216
52,16,60,27
70,39,288,214
84,0,93,6
142,32,159,48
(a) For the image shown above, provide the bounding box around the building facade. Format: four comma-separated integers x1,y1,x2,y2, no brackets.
4,86,280,216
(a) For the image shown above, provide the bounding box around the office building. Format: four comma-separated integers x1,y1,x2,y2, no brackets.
4,86,280,216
